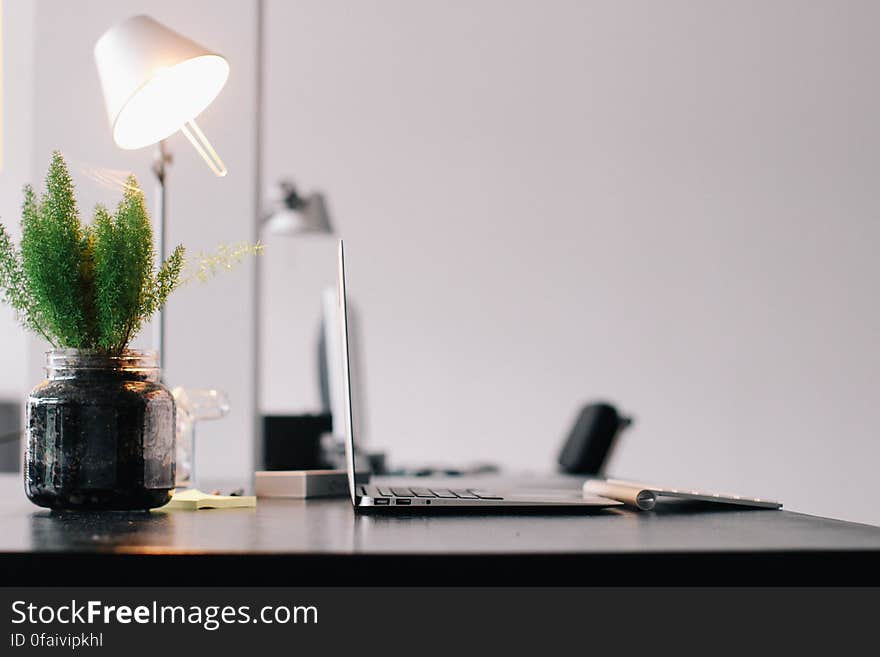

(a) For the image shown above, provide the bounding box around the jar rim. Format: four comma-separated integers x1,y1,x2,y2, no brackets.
45,348,160,371
47,348,159,357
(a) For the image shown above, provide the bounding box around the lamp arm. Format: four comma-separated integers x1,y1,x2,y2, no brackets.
152,140,171,373
181,119,228,177
152,139,171,184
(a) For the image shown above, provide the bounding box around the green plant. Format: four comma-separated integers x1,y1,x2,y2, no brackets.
0,151,259,355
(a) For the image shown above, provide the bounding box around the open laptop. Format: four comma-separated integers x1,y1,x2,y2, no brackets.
337,241,621,511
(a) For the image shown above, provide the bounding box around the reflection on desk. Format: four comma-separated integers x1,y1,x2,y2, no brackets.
1,474,878,585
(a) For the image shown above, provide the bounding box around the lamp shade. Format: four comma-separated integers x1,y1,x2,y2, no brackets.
94,15,229,150
264,182,334,235
265,193,333,235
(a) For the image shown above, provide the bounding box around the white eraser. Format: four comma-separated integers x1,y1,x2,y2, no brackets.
255,469,350,499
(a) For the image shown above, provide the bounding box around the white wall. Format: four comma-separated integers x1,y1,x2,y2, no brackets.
262,0,880,525
0,0,34,401
25,0,259,481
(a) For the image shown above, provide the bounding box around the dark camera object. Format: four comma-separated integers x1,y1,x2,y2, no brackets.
263,414,333,471
557,402,633,475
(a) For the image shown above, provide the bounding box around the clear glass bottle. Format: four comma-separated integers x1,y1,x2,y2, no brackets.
25,349,176,510
172,387,230,490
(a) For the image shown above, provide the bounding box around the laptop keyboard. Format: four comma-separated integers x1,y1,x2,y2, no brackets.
375,486,504,501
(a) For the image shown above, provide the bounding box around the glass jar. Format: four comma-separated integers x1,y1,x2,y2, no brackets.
25,349,176,510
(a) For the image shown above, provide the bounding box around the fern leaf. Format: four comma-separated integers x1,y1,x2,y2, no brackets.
153,244,186,313
0,223,52,342
19,153,93,348
93,176,155,353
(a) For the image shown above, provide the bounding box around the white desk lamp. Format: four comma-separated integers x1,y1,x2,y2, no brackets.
94,14,230,368
263,181,333,235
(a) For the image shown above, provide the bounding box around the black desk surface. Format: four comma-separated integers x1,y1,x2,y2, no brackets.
1,474,878,585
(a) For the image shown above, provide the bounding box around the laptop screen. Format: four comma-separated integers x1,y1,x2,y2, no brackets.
336,240,362,504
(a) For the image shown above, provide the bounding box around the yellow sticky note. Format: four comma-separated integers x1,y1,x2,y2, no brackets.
162,488,256,510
